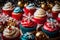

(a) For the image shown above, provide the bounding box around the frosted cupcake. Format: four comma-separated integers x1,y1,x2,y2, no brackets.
20,32,35,40
12,7,23,20
42,18,59,38
2,26,20,40
20,13,37,34
52,4,60,19
2,2,14,16
23,3,36,15
33,8,47,24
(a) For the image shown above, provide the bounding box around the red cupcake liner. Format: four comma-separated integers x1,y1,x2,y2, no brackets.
52,11,60,19
12,13,23,20
2,9,13,16
32,16,47,24
2,33,20,40
57,18,60,23
23,7,36,15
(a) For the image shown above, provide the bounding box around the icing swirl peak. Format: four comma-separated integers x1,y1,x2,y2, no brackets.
3,2,14,10
13,7,23,13
52,4,60,11
26,3,36,9
3,26,20,38
34,8,46,18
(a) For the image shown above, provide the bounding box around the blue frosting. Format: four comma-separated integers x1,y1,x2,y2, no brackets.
13,7,23,13
20,24,36,34
47,18,57,23
20,32,35,40
26,3,35,8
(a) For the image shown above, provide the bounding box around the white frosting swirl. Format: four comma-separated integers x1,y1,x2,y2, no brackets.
34,8,46,18
52,4,60,11
58,13,60,18
3,2,14,10
3,26,20,38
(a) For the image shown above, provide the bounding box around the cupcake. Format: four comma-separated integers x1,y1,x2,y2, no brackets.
33,8,47,24
35,31,48,40
2,26,20,40
23,3,36,15
52,4,60,19
20,13,37,34
20,32,35,40
2,2,14,16
42,18,59,38
12,7,23,20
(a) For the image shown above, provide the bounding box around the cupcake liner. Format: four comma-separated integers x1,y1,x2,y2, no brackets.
23,7,36,15
12,13,23,20
20,24,36,34
52,11,60,19
2,9,13,16
41,27,59,38
32,16,47,24
57,18,60,23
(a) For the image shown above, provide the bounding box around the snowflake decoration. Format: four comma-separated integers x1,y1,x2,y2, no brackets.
47,18,58,28
23,13,33,23
24,32,33,39
0,14,9,24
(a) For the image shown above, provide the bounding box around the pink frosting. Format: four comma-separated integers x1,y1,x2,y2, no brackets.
43,22,59,32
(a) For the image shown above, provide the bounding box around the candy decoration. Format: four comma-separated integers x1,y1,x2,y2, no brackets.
23,13,33,23
0,14,9,24
17,1,24,8
47,18,58,28
21,32,35,40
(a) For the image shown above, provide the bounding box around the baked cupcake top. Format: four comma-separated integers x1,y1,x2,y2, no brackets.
21,13,37,28
3,26,20,38
43,18,59,32
52,4,60,11
21,32,35,40
26,3,36,9
34,8,46,18
13,7,23,13
3,2,14,10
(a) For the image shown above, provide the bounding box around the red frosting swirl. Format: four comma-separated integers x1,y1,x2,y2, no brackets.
21,19,37,28
43,22,59,32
